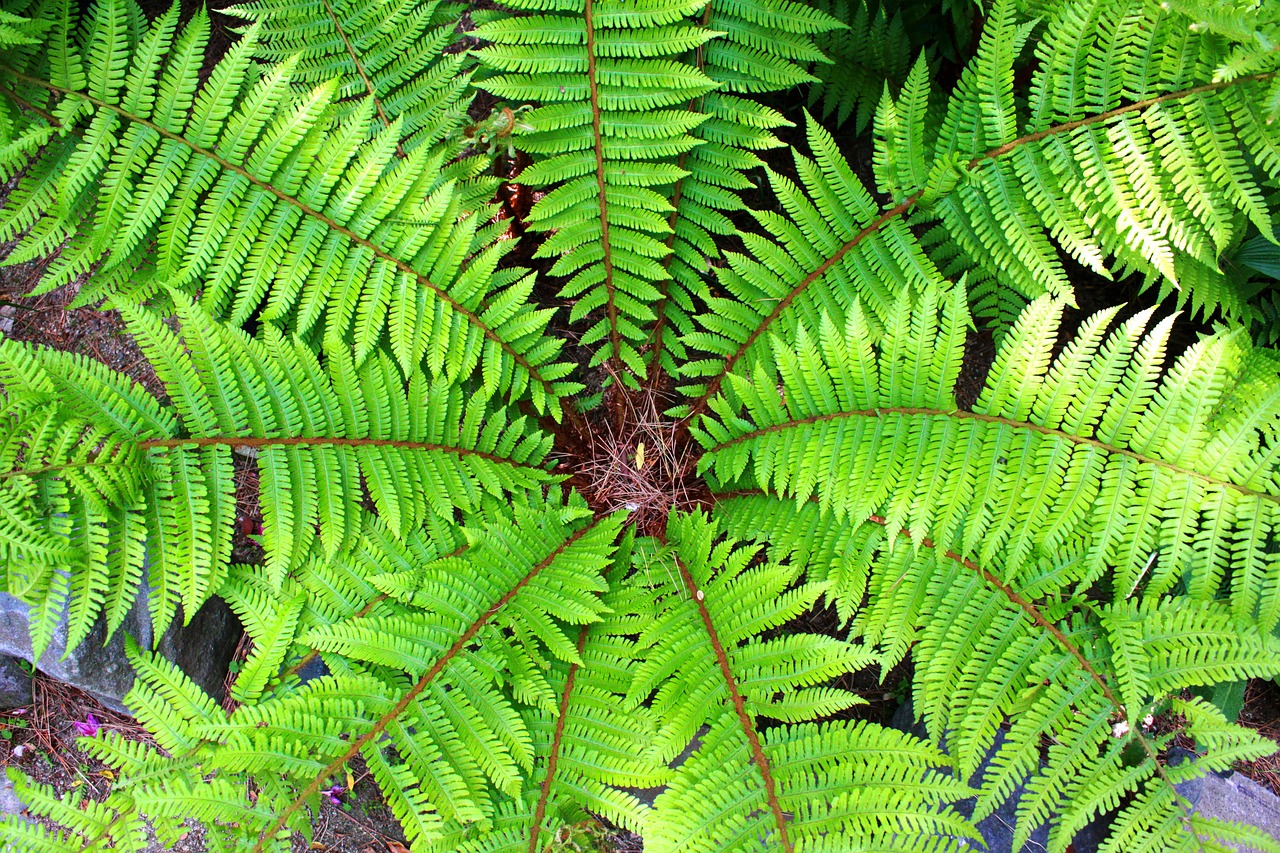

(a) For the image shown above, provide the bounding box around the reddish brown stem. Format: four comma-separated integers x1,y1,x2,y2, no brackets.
683,193,922,422
248,518,605,853
703,405,1280,506
971,73,1276,169
583,0,624,376
318,0,406,157
675,554,793,853
137,434,540,472
684,70,1278,422
528,625,592,853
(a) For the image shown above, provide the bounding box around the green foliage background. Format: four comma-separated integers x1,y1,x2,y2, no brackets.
0,0,1278,851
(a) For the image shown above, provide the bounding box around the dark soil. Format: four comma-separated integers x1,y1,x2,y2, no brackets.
1,671,410,853
1237,678,1280,795
0,261,167,401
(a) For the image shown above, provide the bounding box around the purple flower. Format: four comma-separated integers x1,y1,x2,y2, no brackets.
73,713,100,738
322,785,343,806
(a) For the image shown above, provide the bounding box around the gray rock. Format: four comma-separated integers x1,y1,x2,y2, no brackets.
0,588,240,715
295,655,329,685
154,598,241,710
0,776,27,821
0,657,31,710
1178,769,1280,853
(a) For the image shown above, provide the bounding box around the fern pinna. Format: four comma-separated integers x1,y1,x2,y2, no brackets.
0,0,1280,852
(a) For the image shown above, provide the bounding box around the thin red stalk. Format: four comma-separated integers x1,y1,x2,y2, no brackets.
248,518,604,853
683,71,1278,421
0,69,555,401
137,434,536,471
528,625,592,853
703,405,1280,506
675,554,793,853
583,0,624,374
318,0,406,157
970,73,1276,169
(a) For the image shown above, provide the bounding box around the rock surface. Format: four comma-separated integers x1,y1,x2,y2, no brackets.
0,590,240,714
1177,769,1280,853
0,656,31,710
0,776,26,823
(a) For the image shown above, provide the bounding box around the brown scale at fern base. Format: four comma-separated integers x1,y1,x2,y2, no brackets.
552,382,710,536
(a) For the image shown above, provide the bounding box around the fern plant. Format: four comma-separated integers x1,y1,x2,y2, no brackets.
1,0,1280,852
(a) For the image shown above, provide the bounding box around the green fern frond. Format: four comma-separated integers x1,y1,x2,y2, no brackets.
685,0,1280,418
0,295,557,648
0,771,150,852
677,113,947,414
0,8,47,49
713,493,1280,852
703,279,1280,851
876,0,1280,322
230,0,473,146
1168,0,1280,121
698,283,1280,632
0,0,576,409
475,0,841,381
630,510,976,853
474,0,720,379
5,1,1280,851
637,0,843,379
0,4,51,158
805,0,911,131
99,493,630,853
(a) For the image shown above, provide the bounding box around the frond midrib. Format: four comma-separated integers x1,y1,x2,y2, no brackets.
139,435,549,470
673,551,795,853
683,70,1280,419
704,405,1280,506
583,0,625,371
528,625,592,853
0,66,559,401
248,514,610,853
317,0,400,147
0,436,550,479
